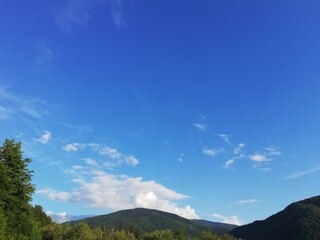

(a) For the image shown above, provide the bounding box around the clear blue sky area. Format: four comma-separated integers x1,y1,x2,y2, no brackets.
1,0,319,225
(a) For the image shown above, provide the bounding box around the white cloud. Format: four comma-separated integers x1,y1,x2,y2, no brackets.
217,134,231,144
224,159,234,168
35,130,52,144
38,171,198,219
285,166,320,180
63,143,139,167
45,211,92,223
211,213,243,226
194,123,207,132
236,199,259,205
125,155,139,166
202,147,224,157
37,188,70,201
46,211,70,223
100,146,122,159
83,158,98,167
63,143,87,152
234,143,246,154
249,153,268,162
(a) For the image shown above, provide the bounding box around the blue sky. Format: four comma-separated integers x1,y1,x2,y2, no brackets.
1,0,320,225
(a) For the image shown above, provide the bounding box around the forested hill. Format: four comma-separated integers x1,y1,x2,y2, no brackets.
231,195,320,240
64,208,237,236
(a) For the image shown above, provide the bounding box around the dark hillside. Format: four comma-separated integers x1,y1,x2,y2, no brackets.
231,195,320,240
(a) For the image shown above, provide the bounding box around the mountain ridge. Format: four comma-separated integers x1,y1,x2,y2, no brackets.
64,207,237,236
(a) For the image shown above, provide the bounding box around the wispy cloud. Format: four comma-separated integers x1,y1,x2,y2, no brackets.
248,146,282,172
199,113,206,121
111,0,126,29
234,143,246,154
38,170,198,219
0,86,48,119
35,43,55,69
177,153,184,163
54,0,97,32
285,166,320,180
202,147,224,158
54,0,126,32
63,142,139,167
194,123,207,132
211,213,243,226
224,159,234,168
265,147,282,156
35,130,52,144
0,106,13,120
236,199,260,205
217,134,231,144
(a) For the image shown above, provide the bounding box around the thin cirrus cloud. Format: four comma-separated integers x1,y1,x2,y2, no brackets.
0,86,47,119
285,166,320,180
54,0,126,32
63,142,139,167
194,123,207,132
35,43,55,68
37,170,198,219
236,199,260,205
111,0,126,29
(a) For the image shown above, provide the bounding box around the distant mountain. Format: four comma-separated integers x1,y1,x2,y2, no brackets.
64,208,237,236
231,195,320,240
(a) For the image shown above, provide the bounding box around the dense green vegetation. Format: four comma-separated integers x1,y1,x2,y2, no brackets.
0,139,49,239
65,208,237,236
231,195,320,240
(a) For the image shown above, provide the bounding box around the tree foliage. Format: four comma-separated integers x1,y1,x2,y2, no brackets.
0,139,41,239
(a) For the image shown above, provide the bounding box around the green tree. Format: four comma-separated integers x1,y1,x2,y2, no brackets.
0,207,6,239
33,204,52,227
0,139,41,239
139,229,175,240
199,231,221,240
42,223,64,240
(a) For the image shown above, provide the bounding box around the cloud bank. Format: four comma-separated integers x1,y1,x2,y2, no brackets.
38,170,198,219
